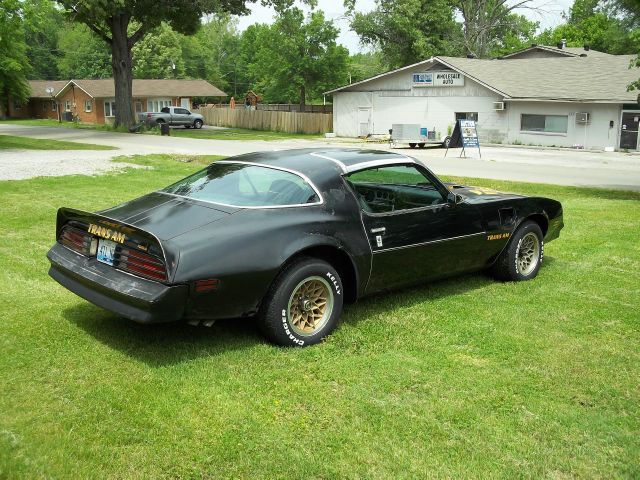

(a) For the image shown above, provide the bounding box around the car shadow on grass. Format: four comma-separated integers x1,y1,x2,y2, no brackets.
64,303,263,367
64,260,558,365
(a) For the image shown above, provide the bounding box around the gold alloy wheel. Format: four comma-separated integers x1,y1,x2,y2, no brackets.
517,232,540,276
287,276,334,336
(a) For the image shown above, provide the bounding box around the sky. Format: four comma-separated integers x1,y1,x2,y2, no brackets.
236,0,575,53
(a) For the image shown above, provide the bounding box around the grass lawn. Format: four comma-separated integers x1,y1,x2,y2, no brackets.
0,119,121,132
0,119,323,141
0,134,116,151
0,154,638,478
158,126,322,141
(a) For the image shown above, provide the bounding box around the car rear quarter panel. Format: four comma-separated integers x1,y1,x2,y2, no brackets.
168,178,371,321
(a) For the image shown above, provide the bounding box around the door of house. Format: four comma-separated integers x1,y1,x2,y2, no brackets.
620,112,640,150
358,107,372,136
180,98,190,109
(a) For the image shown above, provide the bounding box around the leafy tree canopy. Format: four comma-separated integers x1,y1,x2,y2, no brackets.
0,0,32,112
346,0,463,68
249,8,349,108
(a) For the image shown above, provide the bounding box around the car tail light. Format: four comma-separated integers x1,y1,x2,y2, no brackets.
114,246,167,282
59,225,93,256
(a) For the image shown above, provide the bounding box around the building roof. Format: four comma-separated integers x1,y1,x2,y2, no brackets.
439,55,637,102
28,80,69,98
326,53,639,103
500,45,613,59
51,79,226,99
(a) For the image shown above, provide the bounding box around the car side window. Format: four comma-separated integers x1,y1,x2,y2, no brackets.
160,107,170,113
345,165,446,214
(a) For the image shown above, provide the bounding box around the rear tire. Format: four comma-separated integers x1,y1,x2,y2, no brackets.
185,125,191,129
418,143,426,149
409,143,417,149
194,120,203,129
490,221,544,281
259,257,343,347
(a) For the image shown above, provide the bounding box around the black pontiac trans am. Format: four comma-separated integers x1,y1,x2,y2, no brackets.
47,148,563,346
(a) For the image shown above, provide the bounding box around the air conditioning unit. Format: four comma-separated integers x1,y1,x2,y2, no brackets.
576,112,590,123
493,101,505,111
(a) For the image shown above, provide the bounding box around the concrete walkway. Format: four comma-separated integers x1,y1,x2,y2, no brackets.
1,123,639,190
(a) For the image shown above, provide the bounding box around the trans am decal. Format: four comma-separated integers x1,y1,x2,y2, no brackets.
487,232,511,241
88,223,126,243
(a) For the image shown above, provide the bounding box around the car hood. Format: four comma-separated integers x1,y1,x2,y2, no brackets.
445,183,525,204
98,192,235,240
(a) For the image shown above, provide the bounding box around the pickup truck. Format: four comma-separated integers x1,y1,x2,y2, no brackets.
141,106,204,129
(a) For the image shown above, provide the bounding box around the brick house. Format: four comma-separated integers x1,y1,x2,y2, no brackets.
8,79,226,123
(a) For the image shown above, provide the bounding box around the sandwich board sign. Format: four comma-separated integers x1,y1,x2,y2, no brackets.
445,119,481,158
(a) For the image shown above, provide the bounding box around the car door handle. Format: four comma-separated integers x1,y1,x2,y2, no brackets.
370,227,386,234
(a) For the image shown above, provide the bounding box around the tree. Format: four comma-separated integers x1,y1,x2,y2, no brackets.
54,0,303,128
132,23,185,79
23,0,64,80
535,0,639,55
348,52,386,84
346,0,463,69
452,0,543,58
250,8,349,109
0,0,31,117
57,24,112,79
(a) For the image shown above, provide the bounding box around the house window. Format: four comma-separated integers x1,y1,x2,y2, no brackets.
521,114,568,134
51,101,57,112
147,98,172,112
104,100,116,117
64,100,72,111
13,100,22,111
135,101,143,113
84,99,92,112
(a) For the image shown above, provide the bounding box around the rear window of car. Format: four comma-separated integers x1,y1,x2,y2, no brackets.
161,162,321,207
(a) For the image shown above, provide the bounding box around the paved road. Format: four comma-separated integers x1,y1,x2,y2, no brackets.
1,123,639,190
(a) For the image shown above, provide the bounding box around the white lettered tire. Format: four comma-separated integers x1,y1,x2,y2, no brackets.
259,257,343,346
490,220,544,281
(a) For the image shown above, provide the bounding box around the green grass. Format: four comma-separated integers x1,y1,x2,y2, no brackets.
0,154,638,478
0,119,323,140
0,118,125,132
147,126,322,141
0,134,116,150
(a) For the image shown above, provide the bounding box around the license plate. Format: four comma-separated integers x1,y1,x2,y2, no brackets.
96,239,117,266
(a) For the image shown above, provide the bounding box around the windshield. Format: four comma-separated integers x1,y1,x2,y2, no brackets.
161,162,321,207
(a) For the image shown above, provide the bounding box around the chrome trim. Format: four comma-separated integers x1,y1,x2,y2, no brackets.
158,160,325,210
345,158,416,173
372,232,486,254
370,227,386,233
309,152,347,172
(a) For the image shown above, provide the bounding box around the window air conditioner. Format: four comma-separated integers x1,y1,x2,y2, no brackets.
493,101,505,111
575,112,590,123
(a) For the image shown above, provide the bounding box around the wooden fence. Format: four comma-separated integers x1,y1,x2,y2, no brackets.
198,106,333,134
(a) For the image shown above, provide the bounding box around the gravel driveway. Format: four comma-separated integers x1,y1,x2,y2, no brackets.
2,123,640,190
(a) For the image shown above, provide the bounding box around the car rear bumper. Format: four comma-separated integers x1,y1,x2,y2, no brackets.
47,243,187,324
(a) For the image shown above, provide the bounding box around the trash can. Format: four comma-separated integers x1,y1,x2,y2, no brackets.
160,123,170,136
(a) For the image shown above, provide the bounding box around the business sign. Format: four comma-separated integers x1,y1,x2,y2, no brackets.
460,120,479,148
412,71,464,87
446,119,481,158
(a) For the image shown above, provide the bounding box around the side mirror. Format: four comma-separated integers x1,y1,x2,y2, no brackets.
447,191,457,206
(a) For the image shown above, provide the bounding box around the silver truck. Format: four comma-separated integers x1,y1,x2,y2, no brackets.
141,106,204,129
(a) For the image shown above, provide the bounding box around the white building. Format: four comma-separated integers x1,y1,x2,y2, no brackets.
327,45,640,151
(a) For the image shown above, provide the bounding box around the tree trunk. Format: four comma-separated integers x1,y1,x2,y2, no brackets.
110,14,135,128
299,85,306,113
